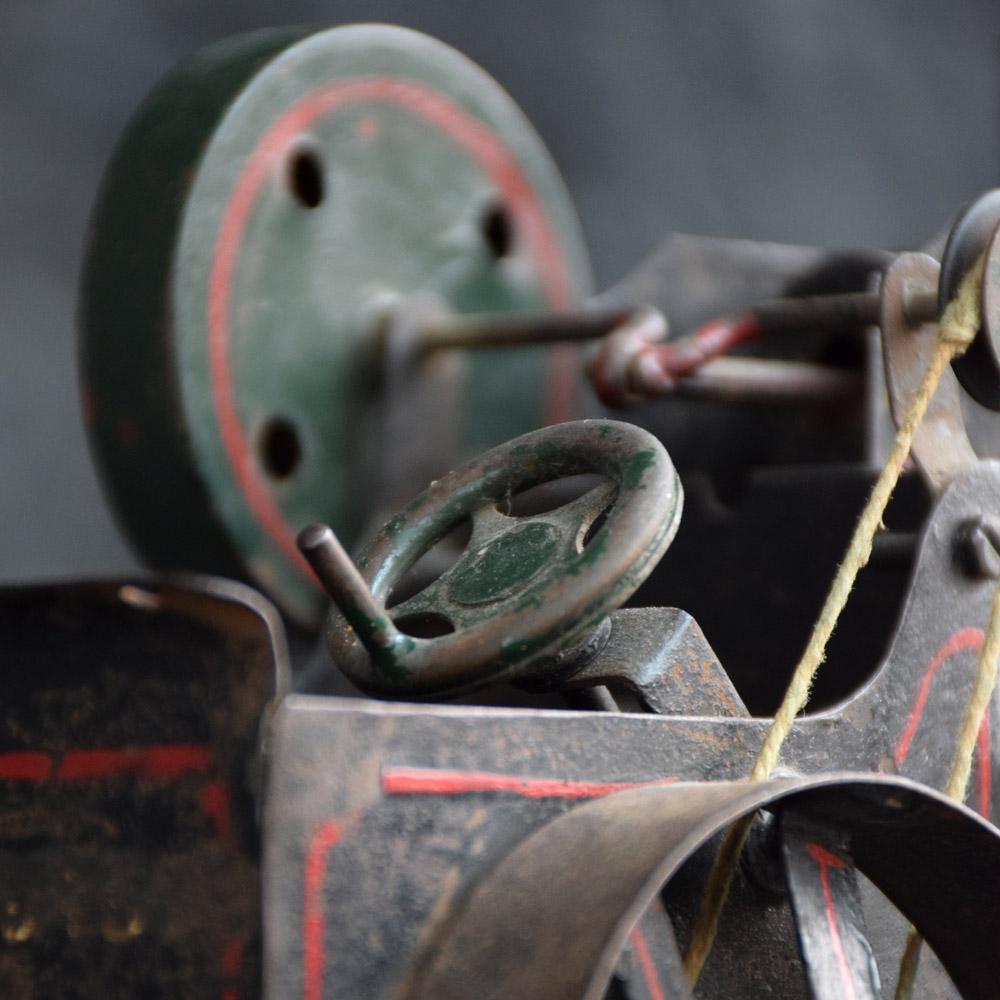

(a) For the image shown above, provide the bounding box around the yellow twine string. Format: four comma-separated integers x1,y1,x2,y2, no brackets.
893,579,1000,999
683,252,986,986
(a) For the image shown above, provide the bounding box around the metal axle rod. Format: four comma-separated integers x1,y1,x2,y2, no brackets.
414,286,940,355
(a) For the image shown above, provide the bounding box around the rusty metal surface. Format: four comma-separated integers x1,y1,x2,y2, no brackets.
265,457,1000,998
315,420,683,698
405,776,1000,1000
561,607,748,718
0,575,287,999
880,252,978,492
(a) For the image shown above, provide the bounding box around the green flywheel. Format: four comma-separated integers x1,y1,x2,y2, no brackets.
80,25,593,625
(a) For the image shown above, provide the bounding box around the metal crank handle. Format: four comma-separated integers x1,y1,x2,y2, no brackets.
298,524,403,663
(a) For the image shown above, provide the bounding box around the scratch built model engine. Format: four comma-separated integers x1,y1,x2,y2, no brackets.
7,23,1000,999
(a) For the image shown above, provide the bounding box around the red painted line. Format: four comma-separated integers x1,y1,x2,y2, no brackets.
648,314,762,382
5,744,237,1000
304,819,351,1000
805,843,856,1000
0,752,52,781
219,932,245,1000
198,778,233,843
208,76,575,581
382,766,678,799
805,842,846,871
222,934,245,977
894,628,983,765
691,314,761,356
0,744,211,783
893,626,995,817
630,924,667,1000
9,744,227,839
1,744,228,847
56,744,211,781
141,744,213,779
58,748,133,780
304,769,677,996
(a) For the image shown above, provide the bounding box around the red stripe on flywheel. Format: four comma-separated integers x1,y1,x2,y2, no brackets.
208,76,575,581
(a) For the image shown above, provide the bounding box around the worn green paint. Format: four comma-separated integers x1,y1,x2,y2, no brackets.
500,636,540,664
372,634,417,680
385,513,407,539
448,523,557,605
325,420,684,694
515,592,543,612
347,612,418,679
623,449,657,489
80,29,309,589
81,25,593,626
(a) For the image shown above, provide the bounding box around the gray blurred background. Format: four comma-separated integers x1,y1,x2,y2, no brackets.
2,0,999,583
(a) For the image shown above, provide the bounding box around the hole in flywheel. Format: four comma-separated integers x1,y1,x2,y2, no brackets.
393,612,455,639
259,417,302,479
289,149,324,208
481,199,515,259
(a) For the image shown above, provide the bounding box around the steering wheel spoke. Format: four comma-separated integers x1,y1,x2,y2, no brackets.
528,478,619,556
469,503,520,547
389,583,447,624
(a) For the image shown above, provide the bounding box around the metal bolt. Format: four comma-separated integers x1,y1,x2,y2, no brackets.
901,283,939,328
956,514,1000,580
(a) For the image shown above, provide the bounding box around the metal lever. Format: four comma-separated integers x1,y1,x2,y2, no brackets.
298,523,404,660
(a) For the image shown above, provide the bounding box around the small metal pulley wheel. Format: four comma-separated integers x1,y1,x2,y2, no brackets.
939,188,1000,410
301,419,682,698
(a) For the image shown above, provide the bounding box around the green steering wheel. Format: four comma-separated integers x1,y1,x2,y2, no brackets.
301,419,682,698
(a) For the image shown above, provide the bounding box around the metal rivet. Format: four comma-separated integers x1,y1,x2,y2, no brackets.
955,515,1000,580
